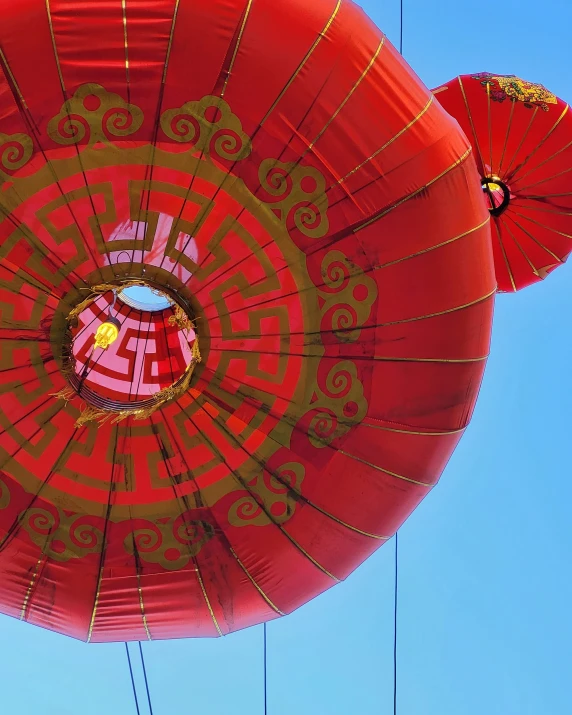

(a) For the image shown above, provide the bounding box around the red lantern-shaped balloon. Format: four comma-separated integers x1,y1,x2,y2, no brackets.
433,73,572,292
0,0,495,642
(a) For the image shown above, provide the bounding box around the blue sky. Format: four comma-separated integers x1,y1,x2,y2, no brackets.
1,1,572,713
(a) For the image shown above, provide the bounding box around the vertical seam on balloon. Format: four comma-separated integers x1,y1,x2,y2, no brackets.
131,0,179,272
487,82,494,173
506,104,569,182
514,163,572,192
228,546,286,616
492,219,516,291
511,138,572,188
44,0,66,96
136,568,152,641
512,206,572,216
373,216,490,268
0,46,28,109
506,213,564,263
360,424,466,436
0,404,74,558
0,44,98,293
88,424,122,643
156,404,289,628
44,0,115,284
121,0,130,89
457,77,486,174
157,0,342,277
145,412,226,637
195,380,393,541
195,562,223,636
220,0,255,99
337,450,436,487
186,402,341,582
354,146,473,232
20,552,45,621
87,566,104,643
498,96,516,176
378,287,497,325
331,95,434,188
187,368,392,541
162,0,181,86
188,368,394,541
499,214,540,277
372,355,489,363
502,106,541,180
305,37,385,154
259,0,343,126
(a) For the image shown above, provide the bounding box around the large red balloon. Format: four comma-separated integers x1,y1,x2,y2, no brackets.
0,0,493,641
433,73,572,292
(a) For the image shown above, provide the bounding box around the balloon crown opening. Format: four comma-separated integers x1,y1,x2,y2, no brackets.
481,175,511,217
52,278,200,427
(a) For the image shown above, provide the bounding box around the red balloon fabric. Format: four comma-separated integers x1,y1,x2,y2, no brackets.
433,73,572,292
0,0,494,642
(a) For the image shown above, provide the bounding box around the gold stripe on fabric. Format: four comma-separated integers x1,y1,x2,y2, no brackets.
516,165,572,193
505,223,540,277
45,0,66,95
458,76,486,172
86,566,104,643
498,98,516,175
20,554,44,621
333,96,434,188
355,147,473,232
524,190,572,198
509,212,565,262
510,205,572,216
0,47,28,109
508,104,569,181
280,528,340,581
361,423,466,436
374,217,490,269
493,219,516,291
136,569,152,641
260,0,343,126
513,142,572,188
380,286,496,326
228,546,286,616
502,106,540,179
338,450,436,487
306,37,385,153
301,499,390,540
487,81,493,171
195,563,223,637
220,0,255,99
121,0,130,86
161,0,181,85
372,354,488,364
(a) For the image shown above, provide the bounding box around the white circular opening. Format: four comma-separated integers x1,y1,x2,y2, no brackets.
118,285,173,312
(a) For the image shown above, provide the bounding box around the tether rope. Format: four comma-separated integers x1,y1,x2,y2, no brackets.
264,622,268,715
139,642,155,715
125,643,142,715
393,533,399,715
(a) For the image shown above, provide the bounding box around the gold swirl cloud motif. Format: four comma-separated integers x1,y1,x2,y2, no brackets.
308,361,367,448
259,158,329,239
0,132,33,183
22,507,104,561
228,462,306,528
160,95,252,161
319,250,377,342
47,83,143,147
